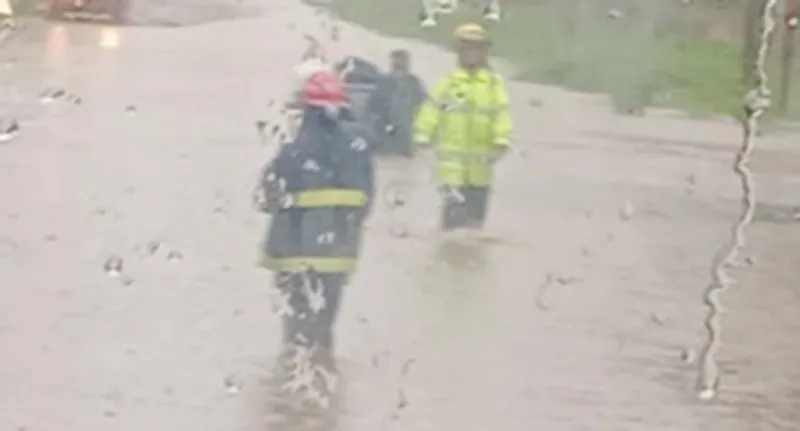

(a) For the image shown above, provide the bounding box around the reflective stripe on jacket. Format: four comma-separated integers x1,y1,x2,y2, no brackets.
291,188,368,208
413,67,513,186
261,256,357,273
263,186,370,275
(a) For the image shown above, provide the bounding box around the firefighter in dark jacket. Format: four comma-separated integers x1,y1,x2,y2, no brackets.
257,69,375,373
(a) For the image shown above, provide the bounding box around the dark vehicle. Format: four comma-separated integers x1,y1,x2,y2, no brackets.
334,56,383,150
47,0,130,24
335,56,382,119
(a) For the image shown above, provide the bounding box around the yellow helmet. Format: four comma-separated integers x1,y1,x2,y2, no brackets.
452,23,489,42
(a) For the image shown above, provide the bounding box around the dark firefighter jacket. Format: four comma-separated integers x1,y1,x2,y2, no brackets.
259,106,375,274
367,73,426,155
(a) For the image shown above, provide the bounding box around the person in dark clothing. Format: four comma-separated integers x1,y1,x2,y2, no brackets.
257,70,374,377
367,49,426,157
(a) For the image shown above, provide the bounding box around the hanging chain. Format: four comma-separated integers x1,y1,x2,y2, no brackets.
696,0,778,399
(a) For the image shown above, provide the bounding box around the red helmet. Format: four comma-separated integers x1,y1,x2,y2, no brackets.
301,71,346,106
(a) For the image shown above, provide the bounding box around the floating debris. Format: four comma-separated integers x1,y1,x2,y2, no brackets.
223,375,242,395
145,240,161,255
254,120,266,133
680,348,695,364
0,118,19,143
39,87,65,104
103,256,124,277
396,389,408,409
39,87,80,105
167,250,183,262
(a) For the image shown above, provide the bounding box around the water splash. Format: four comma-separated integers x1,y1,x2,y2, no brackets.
270,270,334,408
696,0,778,399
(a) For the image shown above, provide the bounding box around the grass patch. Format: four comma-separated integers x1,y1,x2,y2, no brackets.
8,0,42,16
325,0,754,116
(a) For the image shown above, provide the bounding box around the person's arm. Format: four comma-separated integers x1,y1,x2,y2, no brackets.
412,76,450,147
491,74,513,149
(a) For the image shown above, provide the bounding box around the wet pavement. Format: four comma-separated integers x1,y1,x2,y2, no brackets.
1,1,800,430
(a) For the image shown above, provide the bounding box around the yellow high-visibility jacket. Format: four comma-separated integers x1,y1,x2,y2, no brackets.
413,67,513,187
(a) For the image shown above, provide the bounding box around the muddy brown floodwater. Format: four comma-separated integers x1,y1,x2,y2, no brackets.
1,1,799,430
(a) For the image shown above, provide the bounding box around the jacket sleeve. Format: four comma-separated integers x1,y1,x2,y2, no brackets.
412,76,450,146
491,75,514,148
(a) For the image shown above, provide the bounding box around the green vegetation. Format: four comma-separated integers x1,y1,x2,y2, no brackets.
8,0,41,16
325,0,755,116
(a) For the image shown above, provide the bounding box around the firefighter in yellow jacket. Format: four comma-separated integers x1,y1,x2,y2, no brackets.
413,23,513,231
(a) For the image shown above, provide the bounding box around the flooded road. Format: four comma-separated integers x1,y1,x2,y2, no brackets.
1,1,799,430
